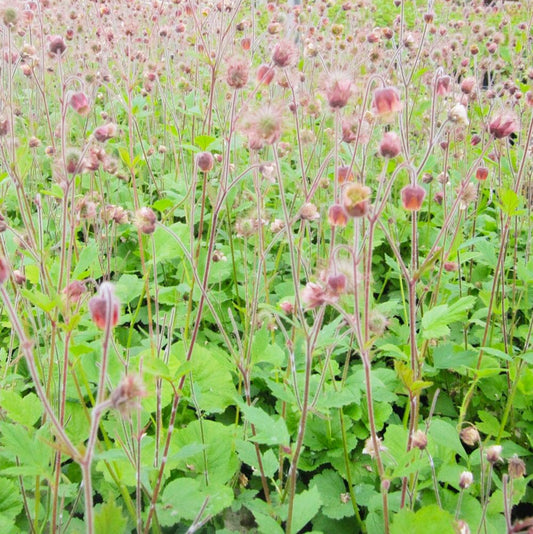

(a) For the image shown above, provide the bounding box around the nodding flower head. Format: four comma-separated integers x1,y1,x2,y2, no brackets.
196,151,215,173
488,112,518,139
436,75,452,96
401,184,426,211
371,86,402,121
70,92,90,116
94,123,117,142
378,131,401,158
343,183,371,218
89,282,120,330
49,35,66,56
325,75,353,109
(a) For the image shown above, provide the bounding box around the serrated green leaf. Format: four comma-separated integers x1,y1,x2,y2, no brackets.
391,505,455,534
290,486,322,533
94,500,127,534
238,402,290,446
310,469,353,520
422,296,476,339
0,390,43,426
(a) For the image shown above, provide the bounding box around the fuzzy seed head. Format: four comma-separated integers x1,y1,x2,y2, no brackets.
271,39,298,68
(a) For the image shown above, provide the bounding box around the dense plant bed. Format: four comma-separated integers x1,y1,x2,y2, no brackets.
0,0,532,532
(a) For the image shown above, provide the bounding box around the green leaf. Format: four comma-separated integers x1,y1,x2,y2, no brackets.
94,500,127,534
422,296,476,339
238,402,290,446
309,469,353,520
0,478,23,523
477,410,509,438
290,486,322,533
170,420,239,486
159,478,233,527
114,273,145,303
0,390,43,426
194,135,216,151
0,423,52,477
391,505,455,534
20,288,57,312
499,188,520,216
171,343,236,413
73,242,101,279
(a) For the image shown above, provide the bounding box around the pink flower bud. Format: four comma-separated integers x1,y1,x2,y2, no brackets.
89,282,120,330
135,207,157,234
488,112,518,139
93,123,117,142
49,35,66,56
371,86,402,120
336,165,354,184
196,151,214,172
343,183,371,218
475,166,489,181
436,75,452,96
328,204,348,227
256,64,275,85
378,131,401,158
401,184,426,211
70,92,90,116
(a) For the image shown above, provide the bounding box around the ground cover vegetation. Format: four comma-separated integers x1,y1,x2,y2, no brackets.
0,0,532,532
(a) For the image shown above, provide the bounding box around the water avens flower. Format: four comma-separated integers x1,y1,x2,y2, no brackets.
135,207,157,234
459,471,474,489
196,151,214,172
401,184,426,211
70,92,90,116
343,183,371,217
271,39,298,68
328,204,348,227
379,131,401,158
488,112,518,139
371,86,402,121
89,282,120,330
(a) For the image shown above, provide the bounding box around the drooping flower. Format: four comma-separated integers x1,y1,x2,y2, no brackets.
378,131,401,158
401,184,426,211
89,282,120,330
343,183,371,217
325,76,353,109
488,112,518,139
371,86,402,121
70,92,90,116
196,151,214,172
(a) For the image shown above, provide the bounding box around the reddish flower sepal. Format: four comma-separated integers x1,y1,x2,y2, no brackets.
89,282,120,330
401,184,426,211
